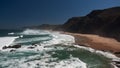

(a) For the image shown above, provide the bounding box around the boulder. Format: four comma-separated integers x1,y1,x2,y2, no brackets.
2,44,21,49
2,46,7,49
28,46,35,49
10,49,16,52
114,52,120,54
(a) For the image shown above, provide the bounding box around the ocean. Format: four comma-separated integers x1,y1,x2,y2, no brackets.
0,29,118,68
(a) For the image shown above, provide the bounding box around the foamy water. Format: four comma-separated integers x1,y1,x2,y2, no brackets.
0,29,118,68
0,37,19,50
0,54,86,68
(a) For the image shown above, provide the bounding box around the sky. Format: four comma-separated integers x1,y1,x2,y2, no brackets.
0,0,120,29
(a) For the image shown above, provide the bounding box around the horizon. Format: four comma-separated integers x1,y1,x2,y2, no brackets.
0,0,120,29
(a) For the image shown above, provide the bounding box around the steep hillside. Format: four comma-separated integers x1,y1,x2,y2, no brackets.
63,7,120,41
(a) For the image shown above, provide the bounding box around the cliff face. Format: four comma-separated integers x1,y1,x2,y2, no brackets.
63,7,120,41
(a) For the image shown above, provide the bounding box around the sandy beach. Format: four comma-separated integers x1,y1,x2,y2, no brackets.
64,32,120,57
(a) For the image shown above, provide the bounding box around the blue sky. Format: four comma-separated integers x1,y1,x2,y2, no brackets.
0,0,120,29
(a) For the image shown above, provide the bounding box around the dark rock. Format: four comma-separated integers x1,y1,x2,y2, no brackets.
80,44,85,46
116,64,120,67
112,60,120,67
28,46,35,49
36,63,40,66
2,46,7,49
10,49,16,52
2,45,21,49
114,52,120,54
115,61,120,64
10,45,21,48
32,43,36,45
112,60,120,64
28,43,40,49
32,43,41,46
79,44,89,47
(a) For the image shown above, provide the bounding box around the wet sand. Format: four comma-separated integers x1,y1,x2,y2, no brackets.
64,32,120,57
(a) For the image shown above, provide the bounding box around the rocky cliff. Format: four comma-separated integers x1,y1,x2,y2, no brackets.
63,7,120,41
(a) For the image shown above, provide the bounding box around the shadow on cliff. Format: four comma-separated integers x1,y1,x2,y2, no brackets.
62,7,120,41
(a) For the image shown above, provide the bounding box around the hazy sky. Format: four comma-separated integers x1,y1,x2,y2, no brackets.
0,0,120,29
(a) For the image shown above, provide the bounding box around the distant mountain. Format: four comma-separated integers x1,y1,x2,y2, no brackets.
25,24,62,30
62,7,120,41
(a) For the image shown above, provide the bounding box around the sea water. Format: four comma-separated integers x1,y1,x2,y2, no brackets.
0,29,118,68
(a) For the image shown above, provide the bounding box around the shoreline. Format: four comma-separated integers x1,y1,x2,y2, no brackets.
62,32,120,68
63,32,120,56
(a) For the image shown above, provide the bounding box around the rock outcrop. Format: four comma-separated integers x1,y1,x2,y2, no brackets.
2,45,21,49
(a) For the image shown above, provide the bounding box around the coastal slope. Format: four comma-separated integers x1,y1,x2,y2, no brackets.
63,7,120,41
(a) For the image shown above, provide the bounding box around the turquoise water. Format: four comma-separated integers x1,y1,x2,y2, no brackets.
0,29,112,68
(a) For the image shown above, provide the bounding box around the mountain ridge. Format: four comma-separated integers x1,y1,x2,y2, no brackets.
62,6,120,41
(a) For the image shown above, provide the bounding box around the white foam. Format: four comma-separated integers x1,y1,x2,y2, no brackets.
0,31,87,68
42,33,75,46
0,54,87,68
20,29,50,35
8,32,15,35
16,29,75,45
73,45,120,60
16,45,53,52
19,35,23,38
14,36,51,44
73,44,120,68
1,29,118,68
54,57,87,68
51,33,119,61
0,37,19,50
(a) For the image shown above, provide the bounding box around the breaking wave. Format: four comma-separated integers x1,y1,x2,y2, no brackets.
0,29,118,68
0,37,19,50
